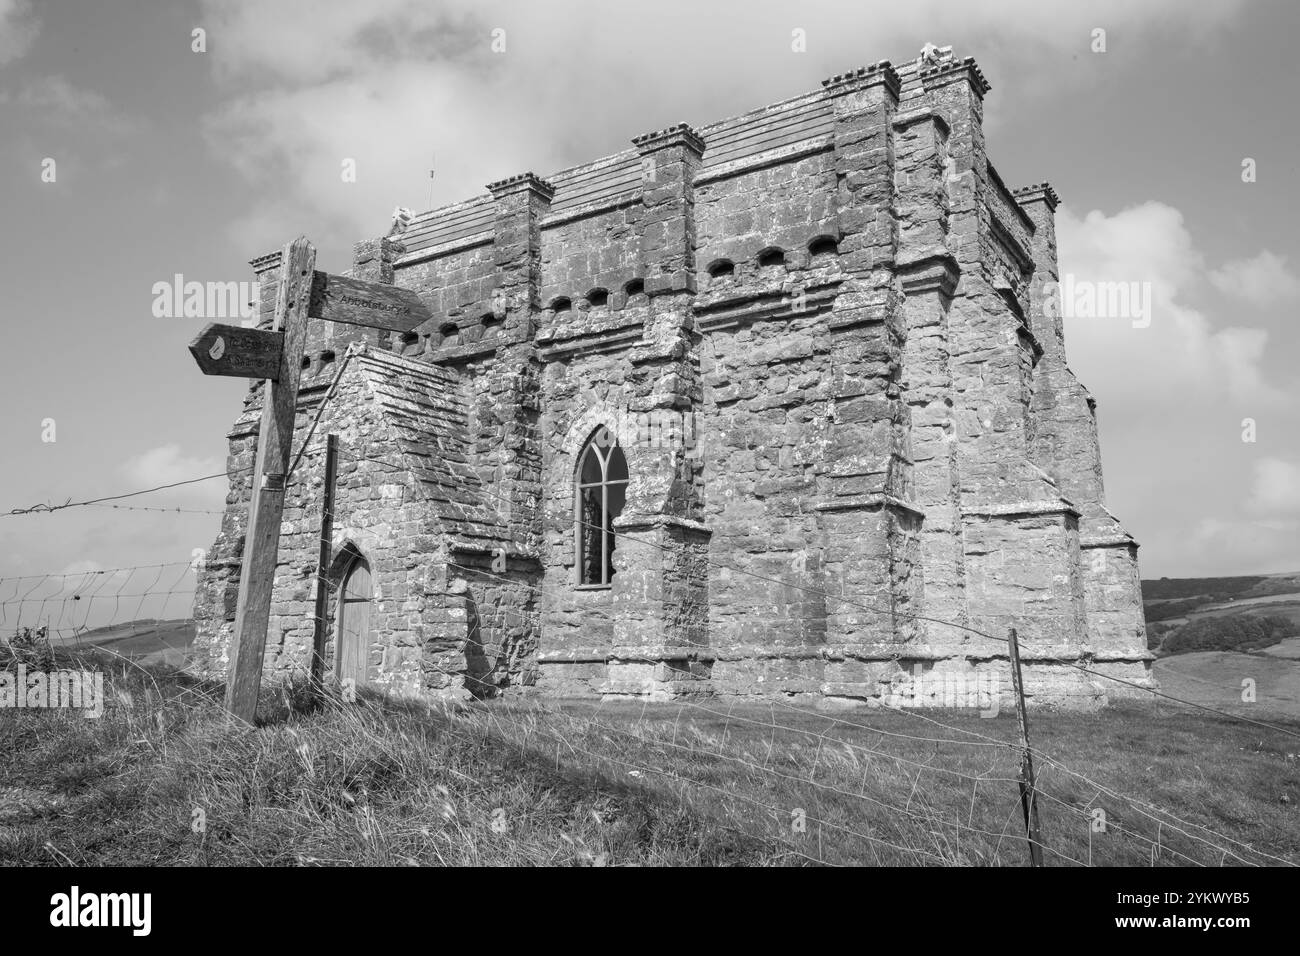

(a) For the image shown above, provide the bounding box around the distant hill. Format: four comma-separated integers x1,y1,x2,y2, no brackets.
1141,571,1300,658
1141,571,1300,602
50,618,195,668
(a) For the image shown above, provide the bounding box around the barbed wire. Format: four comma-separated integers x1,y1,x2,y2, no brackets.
3,472,236,517
83,502,228,516
0,357,365,519
5,420,1296,864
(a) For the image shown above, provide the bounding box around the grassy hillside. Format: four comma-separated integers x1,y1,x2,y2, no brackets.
50,619,195,668
1154,651,1300,721
2,654,1296,867
1142,572,1300,656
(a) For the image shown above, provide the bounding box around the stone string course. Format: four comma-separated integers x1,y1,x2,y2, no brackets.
192,46,1153,709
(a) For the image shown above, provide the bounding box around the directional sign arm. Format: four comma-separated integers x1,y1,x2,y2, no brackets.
188,323,283,380
308,270,431,333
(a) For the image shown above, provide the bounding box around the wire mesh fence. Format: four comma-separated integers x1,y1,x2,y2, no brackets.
3,444,1297,868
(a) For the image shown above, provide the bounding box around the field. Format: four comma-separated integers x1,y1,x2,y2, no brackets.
1153,652,1300,720
3,581,1298,868
1142,571,1300,631
47,618,196,668
1142,571,1300,720
1,654,1296,867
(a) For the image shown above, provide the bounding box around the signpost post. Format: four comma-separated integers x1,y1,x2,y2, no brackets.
187,236,431,722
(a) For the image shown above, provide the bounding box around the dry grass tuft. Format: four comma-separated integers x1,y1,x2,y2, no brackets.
2,652,1297,867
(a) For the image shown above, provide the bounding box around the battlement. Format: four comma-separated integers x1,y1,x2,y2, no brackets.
394,46,1010,266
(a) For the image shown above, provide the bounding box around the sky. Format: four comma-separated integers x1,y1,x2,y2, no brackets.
0,0,1296,622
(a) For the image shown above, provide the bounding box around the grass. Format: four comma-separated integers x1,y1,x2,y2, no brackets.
2,652,1298,867
1153,651,1300,720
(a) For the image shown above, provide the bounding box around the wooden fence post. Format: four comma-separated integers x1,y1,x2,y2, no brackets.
310,433,339,691
1008,626,1046,866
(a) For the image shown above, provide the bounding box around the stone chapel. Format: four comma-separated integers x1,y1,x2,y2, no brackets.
192,47,1154,707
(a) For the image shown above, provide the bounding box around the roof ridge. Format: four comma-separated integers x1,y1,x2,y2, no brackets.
353,346,458,380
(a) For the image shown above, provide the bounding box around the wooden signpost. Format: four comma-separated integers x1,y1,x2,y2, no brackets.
188,270,431,380
187,236,432,722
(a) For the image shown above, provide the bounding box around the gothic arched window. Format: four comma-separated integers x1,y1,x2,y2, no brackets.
576,426,628,587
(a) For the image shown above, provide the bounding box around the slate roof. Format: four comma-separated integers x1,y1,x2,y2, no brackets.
348,348,515,553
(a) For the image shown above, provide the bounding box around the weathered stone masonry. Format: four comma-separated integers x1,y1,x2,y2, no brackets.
193,47,1153,708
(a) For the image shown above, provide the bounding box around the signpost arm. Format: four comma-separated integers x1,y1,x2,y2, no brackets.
225,236,316,722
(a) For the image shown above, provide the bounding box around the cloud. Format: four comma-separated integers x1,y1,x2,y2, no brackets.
1057,201,1283,407
1246,457,1300,517
0,75,138,134
0,0,38,65
120,444,224,500
9,74,109,115
199,0,1248,85
1190,516,1299,577
196,0,1251,244
204,60,570,248
1054,201,1298,577
1209,251,1300,306
199,0,483,85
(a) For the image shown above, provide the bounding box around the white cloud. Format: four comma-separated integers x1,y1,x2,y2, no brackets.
1246,457,1300,517
1055,201,1298,578
0,0,38,65
199,0,1247,85
11,74,108,114
1209,251,1300,306
199,0,482,85
1190,516,1299,576
203,60,573,248
0,75,137,134
120,445,224,497
196,0,1251,244
1057,201,1282,407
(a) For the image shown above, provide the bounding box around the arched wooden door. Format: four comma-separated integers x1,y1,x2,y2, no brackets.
337,557,372,687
